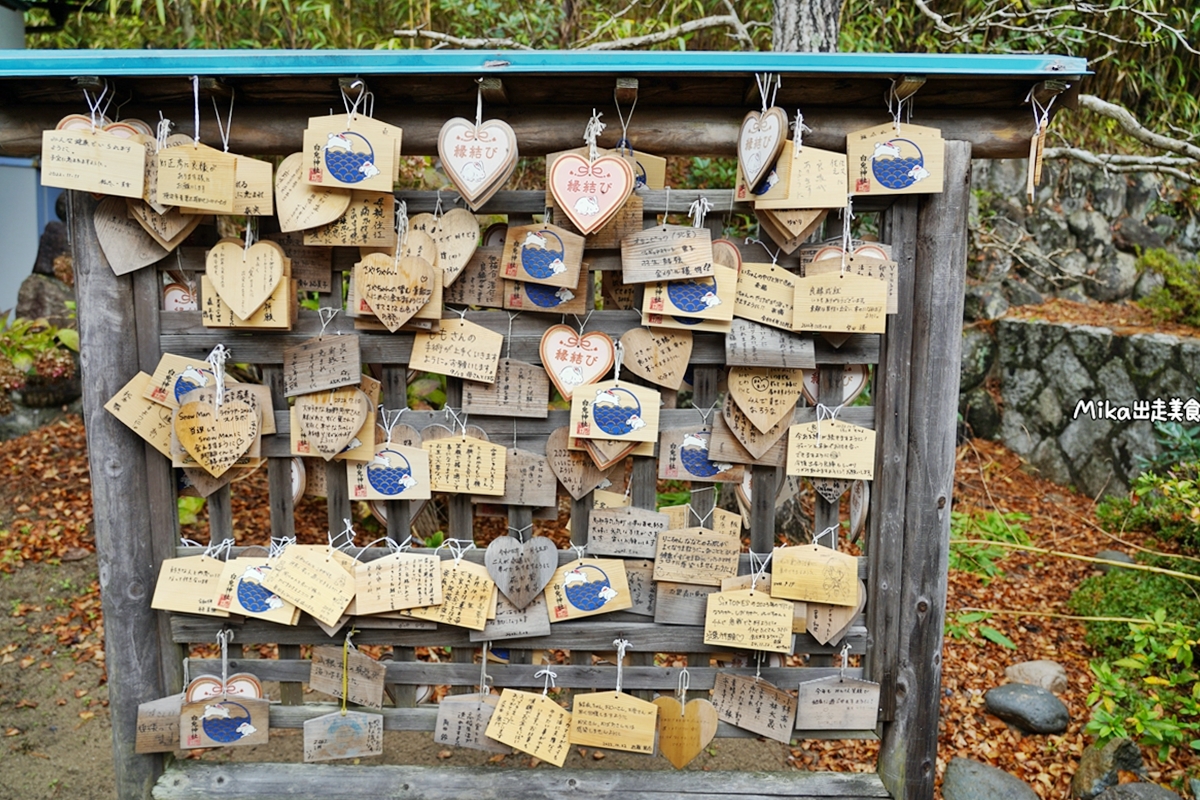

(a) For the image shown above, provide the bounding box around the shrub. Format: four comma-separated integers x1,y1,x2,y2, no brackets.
1137,249,1200,328
1069,569,1200,657
948,509,1030,584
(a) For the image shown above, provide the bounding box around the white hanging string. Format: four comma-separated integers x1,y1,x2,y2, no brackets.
318,307,340,336
191,75,201,146
211,94,234,153
206,344,229,411
839,642,851,680
508,523,533,543
748,550,772,593
506,311,519,359
814,524,840,548
203,538,235,562
755,73,780,113
791,110,812,154
378,406,404,444
83,83,109,132
612,341,624,383
433,190,443,221
754,650,764,682
396,199,409,247
570,543,587,561
269,535,295,560
155,114,173,153
613,87,637,152
536,667,557,696
343,79,365,128
662,186,671,226
744,236,780,266
688,196,713,229
696,401,719,428
181,536,204,549
216,629,233,699
573,310,594,334
243,217,256,258
612,639,631,693
676,668,690,713
814,402,845,446
327,518,356,558
886,81,913,136
437,538,476,567
840,197,856,275
474,77,485,129
479,640,492,694
583,108,606,162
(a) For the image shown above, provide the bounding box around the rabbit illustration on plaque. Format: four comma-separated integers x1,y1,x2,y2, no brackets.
668,275,721,314
679,431,732,478
366,449,418,497
592,386,645,436
870,138,928,190
321,131,377,185
201,701,257,743
524,282,576,308
562,564,619,611
520,230,568,279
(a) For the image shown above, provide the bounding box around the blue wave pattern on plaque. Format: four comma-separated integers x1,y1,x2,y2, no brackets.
680,431,720,477
562,564,614,611
366,449,414,496
323,131,376,184
870,138,925,190
201,701,252,743
520,230,566,279
667,276,718,314
592,387,642,436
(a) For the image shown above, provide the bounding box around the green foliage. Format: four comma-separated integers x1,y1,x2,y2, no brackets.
656,480,690,509
947,509,1031,584
1137,249,1200,327
177,496,207,526
1069,568,1200,656
1085,609,1200,761
945,610,1017,650
407,373,445,410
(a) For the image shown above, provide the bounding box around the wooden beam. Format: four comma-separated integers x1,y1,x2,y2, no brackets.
877,140,972,800
0,102,1037,158
864,196,919,723
154,763,891,800
69,190,165,800
479,77,508,105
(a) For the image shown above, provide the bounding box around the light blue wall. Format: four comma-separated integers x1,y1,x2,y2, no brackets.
0,162,42,315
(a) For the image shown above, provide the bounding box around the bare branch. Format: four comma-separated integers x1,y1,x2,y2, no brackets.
582,14,749,50
1043,146,1199,186
392,27,534,50
720,0,757,49
1078,94,1200,163
573,0,642,47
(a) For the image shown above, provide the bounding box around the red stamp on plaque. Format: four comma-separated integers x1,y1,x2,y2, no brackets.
553,605,570,620
503,263,518,277
575,423,590,436
297,441,311,454
308,169,323,182
649,297,664,311
855,178,871,192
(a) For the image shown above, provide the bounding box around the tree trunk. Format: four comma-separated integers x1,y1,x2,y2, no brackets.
772,0,841,52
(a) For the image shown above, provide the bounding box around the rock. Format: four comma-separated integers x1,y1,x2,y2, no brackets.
1001,366,1044,408
971,245,1015,283
1125,173,1160,220
14,274,76,328
1127,333,1178,383
1132,268,1165,301
1113,218,1166,254
1004,660,1068,694
1059,417,1113,467
1058,283,1090,303
1044,343,1095,400
1033,385,1064,432
1027,210,1076,253
1149,214,1177,240
1095,550,1135,573
1000,409,1037,458
1056,251,1091,280
32,220,69,278
1079,456,1124,499
1003,278,1044,307
961,385,1001,440
1097,361,1139,406
1188,778,1200,800
1090,170,1128,220
0,398,82,442
1087,251,1139,302
976,158,1029,199
1030,438,1072,485
1070,737,1146,800
1068,210,1114,258
1095,784,1182,800
1066,325,1115,372
943,758,1040,800
964,284,1010,322
1112,421,1158,477
983,683,1069,734
962,328,997,391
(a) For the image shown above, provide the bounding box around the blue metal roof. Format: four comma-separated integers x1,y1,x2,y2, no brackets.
0,49,1088,79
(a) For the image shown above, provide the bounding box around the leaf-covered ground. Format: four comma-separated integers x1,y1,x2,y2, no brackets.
0,416,1196,797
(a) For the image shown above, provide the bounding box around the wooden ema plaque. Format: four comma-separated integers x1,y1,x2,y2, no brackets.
755,144,848,210
353,551,442,614
711,673,798,743
545,558,631,622
94,196,168,276
808,580,866,646
348,443,432,502
181,696,269,749
265,232,332,292
586,506,669,559
728,366,804,434
135,693,184,754
150,555,230,618
471,447,555,508
642,262,736,322
795,675,881,730
653,528,740,586
793,272,888,334
786,418,877,481
620,224,714,284
445,247,505,308
619,328,692,390
304,710,383,762
545,426,616,500
304,190,396,247
721,573,806,633
771,544,859,607
569,380,660,444
405,559,495,631
41,128,146,198
156,144,237,213
433,694,510,753
294,387,370,460
470,592,552,642
725,319,816,369
652,697,718,769
423,435,506,496
847,122,944,197
485,689,572,767
501,223,583,288
105,371,174,457
569,691,658,754
503,262,589,315
215,557,300,626
484,535,558,611
462,359,549,418
260,545,355,627
653,582,719,626
625,560,657,617
734,261,797,332
205,238,285,321
703,589,794,654
309,645,386,709
805,249,899,314
410,318,503,384
409,209,479,288
282,335,362,397
274,152,351,233
658,428,742,484
302,113,398,193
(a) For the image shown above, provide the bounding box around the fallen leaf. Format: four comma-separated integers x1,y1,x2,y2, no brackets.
592,751,606,760
436,749,452,760
18,656,35,669
73,689,88,699
77,711,94,721
14,699,37,709
4,728,21,737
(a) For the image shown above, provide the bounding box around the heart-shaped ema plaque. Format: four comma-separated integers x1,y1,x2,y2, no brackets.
619,328,693,391
206,239,285,321
184,673,264,703
738,107,788,192
652,696,719,769
799,363,870,406
811,477,853,505
175,399,259,478
484,535,558,611
539,324,615,400
548,153,635,235
728,366,804,435
274,152,352,233
409,209,480,288
294,387,370,460
126,199,202,251
94,196,169,276
438,118,518,211
545,426,614,501
355,253,436,332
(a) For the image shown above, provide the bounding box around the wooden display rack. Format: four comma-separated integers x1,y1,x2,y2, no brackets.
0,50,1087,800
